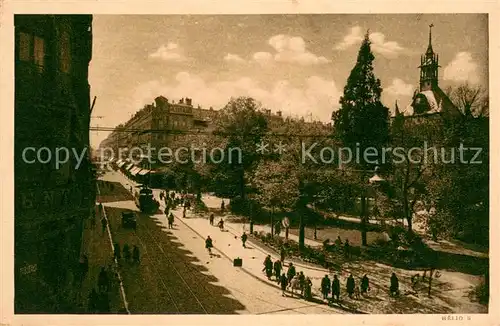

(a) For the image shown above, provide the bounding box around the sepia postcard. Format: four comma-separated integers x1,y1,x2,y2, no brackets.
0,0,498,325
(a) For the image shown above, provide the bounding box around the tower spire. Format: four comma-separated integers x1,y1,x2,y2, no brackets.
426,23,434,54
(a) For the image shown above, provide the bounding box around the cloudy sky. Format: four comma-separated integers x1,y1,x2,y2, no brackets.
89,14,488,146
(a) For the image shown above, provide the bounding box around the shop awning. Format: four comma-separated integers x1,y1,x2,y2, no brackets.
124,163,133,171
130,167,142,176
138,169,150,176
117,161,126,168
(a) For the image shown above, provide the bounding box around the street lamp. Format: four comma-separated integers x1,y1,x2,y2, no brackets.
368,166,385,227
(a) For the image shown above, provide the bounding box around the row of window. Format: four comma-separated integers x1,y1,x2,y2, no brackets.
17,29,71,73
158,119,191,128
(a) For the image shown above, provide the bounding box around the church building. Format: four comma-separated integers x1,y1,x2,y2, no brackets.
396,24,462,120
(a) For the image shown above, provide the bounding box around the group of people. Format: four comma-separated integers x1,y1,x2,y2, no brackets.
209,213,225,231
87,265,116,313
323,236,353,259
261,255,313,300
319,272,399,303
113,242,140,264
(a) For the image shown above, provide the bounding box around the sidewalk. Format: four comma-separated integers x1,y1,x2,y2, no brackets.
112,172,352,311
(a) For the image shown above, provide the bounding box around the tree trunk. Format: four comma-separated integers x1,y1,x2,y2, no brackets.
427,268,434,297
239,169,245,200
270,207,274,238
299,214,305,252
361,195,367,246
403,189,413,233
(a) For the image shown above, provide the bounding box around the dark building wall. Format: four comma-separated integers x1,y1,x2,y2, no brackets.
14,14,93,313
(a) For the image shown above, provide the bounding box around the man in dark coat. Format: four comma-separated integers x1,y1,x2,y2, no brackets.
298,271,306,296
279,273,288,296
205,236,214,255
263,255,273,279
241,232,248,248
87,288,99,313
390,272,400,296
346,273,355,298
321,274,331,300
344,239,351,259
78,255,89,287
361,274,370,295
101,217,107,235
113,243,121,261
286,262,296,284
168,213,174,229
273,259,282,282
332,274,341,302
97,267,109,292
132,245,140,264
304,277,313,301
209,213,215,225
280,246,286,263
123,244,131,262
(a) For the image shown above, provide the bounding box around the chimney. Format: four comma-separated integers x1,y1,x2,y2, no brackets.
186,98,192,106
266,109,271,116
277,110,282,117
179,98,184,104
209,107,213,111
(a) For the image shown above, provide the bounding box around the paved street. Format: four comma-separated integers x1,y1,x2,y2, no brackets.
98,170,345,314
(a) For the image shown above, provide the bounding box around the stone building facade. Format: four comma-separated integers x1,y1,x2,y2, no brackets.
14,15,94,313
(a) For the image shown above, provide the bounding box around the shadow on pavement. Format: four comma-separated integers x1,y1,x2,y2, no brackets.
104,202,247,314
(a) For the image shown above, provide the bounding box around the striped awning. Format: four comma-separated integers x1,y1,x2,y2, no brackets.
138,169,150,176
124,163,134,171
130,167,141,176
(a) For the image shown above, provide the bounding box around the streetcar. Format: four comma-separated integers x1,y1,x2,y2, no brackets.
134,186,160,214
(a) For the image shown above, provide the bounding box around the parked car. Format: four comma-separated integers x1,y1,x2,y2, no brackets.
121,211,137,230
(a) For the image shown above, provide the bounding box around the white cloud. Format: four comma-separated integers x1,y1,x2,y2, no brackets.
335,26,406,57
149,42,187,62
443,52,480,84
133,72,340,121
252,34,330,66
223,53,246,63
252,51,274,65
385,78,414,96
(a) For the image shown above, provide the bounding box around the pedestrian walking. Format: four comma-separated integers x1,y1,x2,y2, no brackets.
286,262,296,284
344,239,351,259
361,274,370,295
164,206,170,217
78,254,89,287
274,221,281,236
168,213,174,229
273,259,282,282
321,274,331,300
97,291,110,313
123,243,131,262
263,255,273,279
390,272,400,297
332,274,340,302
183,206,186,218
209,213,215,226
218,219,224,231
205,236,214,256
304,277,313,301
132,245,140,264
87,288,99,313
101,217,107,235
298,271,306,296
113,242,121,261
220,200,225,214
346,273,355,298
280,246,286,263
279,273,288,296
241,232,248,248
97,267,109,292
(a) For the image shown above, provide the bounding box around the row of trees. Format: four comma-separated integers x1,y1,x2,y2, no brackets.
165,32,489,248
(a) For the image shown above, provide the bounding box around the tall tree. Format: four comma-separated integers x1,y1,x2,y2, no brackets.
212,97,268,200
331,31,390,246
